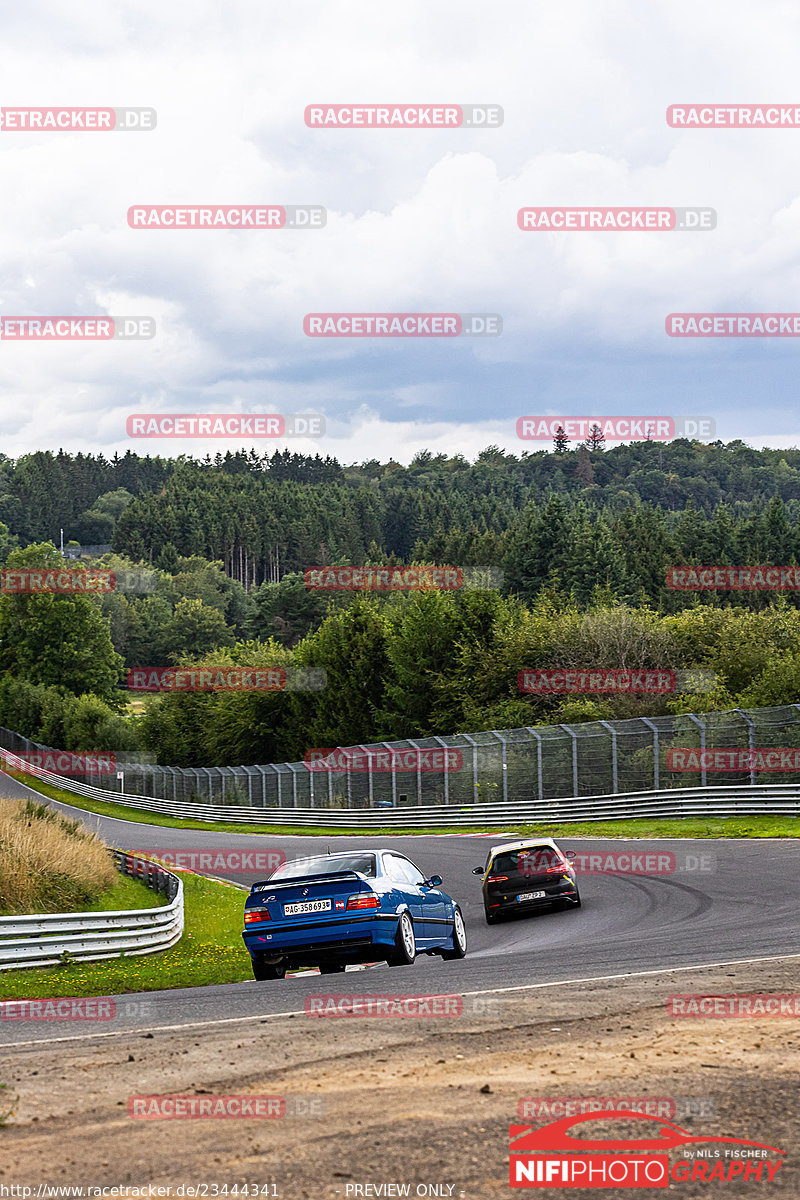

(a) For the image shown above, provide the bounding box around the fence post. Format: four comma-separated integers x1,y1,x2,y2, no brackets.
381,742,398,807
525,728,543,801
462,734,479,804
735,709,757,786
559,725,579,797
433,736,450,805
492,732,508,804
641,718,659,790
598,721,618,793
359,747,374,808
686,713,707,787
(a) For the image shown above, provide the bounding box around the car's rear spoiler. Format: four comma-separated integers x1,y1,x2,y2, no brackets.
249,870,364,893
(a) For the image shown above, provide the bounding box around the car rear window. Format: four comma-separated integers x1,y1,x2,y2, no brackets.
269,853,377,880
491,847,561,874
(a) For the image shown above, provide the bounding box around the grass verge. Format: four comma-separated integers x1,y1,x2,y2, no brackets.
2,770,799,839
0,870,252,999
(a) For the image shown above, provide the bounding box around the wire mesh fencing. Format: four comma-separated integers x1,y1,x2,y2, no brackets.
2,703,800,811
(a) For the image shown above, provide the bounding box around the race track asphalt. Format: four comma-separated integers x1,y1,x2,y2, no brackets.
3,774,800,1045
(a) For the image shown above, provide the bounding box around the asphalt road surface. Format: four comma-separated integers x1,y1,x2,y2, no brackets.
3,774,800,1045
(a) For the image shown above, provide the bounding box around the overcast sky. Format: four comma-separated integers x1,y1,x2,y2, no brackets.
1,0,800,464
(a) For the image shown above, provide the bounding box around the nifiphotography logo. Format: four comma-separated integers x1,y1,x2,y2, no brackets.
509,1111,785,1188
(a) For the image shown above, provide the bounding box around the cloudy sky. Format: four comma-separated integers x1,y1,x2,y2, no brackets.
1,0,800,464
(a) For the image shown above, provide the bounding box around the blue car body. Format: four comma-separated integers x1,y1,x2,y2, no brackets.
242,848,465,977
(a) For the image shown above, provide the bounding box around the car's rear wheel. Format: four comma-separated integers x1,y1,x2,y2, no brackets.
252,956,286,981
484,904,501,925
441,906,467,959
319,963,346,974
387,911,416,965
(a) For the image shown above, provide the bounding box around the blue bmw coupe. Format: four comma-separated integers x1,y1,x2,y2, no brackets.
242,848,467,980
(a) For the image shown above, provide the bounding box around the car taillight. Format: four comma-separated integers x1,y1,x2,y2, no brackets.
487,874,508,883
545,862,569,874
244,907,271,924
346,894,380,910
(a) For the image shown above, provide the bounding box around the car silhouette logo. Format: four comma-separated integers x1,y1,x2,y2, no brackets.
510,1111,785,1155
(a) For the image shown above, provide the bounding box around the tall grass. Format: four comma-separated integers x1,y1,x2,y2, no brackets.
0,797,116,914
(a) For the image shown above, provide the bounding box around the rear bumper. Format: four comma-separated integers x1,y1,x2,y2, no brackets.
242,913,398,964
485,879,579,915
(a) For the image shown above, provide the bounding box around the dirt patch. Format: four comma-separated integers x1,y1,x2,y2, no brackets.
2,959,799,1198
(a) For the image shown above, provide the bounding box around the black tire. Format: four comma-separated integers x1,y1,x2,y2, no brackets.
252,956,286,981
387,911,416,966
484,905,500,925
441,906,467,959
572,888,582,909
319,963,346,974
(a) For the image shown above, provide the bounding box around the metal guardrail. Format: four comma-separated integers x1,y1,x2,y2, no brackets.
0,851,183,971
5,706,800,813
2,750,799,827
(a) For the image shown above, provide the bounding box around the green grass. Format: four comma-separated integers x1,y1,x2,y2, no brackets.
0,871,164,918
82,872,166,913
3,770,799,839
0,870,252,999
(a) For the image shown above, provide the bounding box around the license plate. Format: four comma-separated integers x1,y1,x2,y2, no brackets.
284,899,332,916
517,891,546,902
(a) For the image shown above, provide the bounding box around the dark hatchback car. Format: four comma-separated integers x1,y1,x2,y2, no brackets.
473,838,581,924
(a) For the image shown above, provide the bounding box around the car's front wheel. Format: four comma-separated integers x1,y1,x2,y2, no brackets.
387,912,416,966
441,906,467,959
252,955,286,981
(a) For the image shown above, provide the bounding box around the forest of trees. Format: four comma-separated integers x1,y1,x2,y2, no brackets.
3,438,800,766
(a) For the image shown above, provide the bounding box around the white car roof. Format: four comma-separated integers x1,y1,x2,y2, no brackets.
487,837,561,858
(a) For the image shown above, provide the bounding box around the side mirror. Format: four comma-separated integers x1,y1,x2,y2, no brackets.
472,866,484,876
565,850,576,859
424,874,443,888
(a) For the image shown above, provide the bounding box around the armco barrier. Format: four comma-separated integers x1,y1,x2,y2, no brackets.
0,851,183,970
2,749,800,826
6,707,800,812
